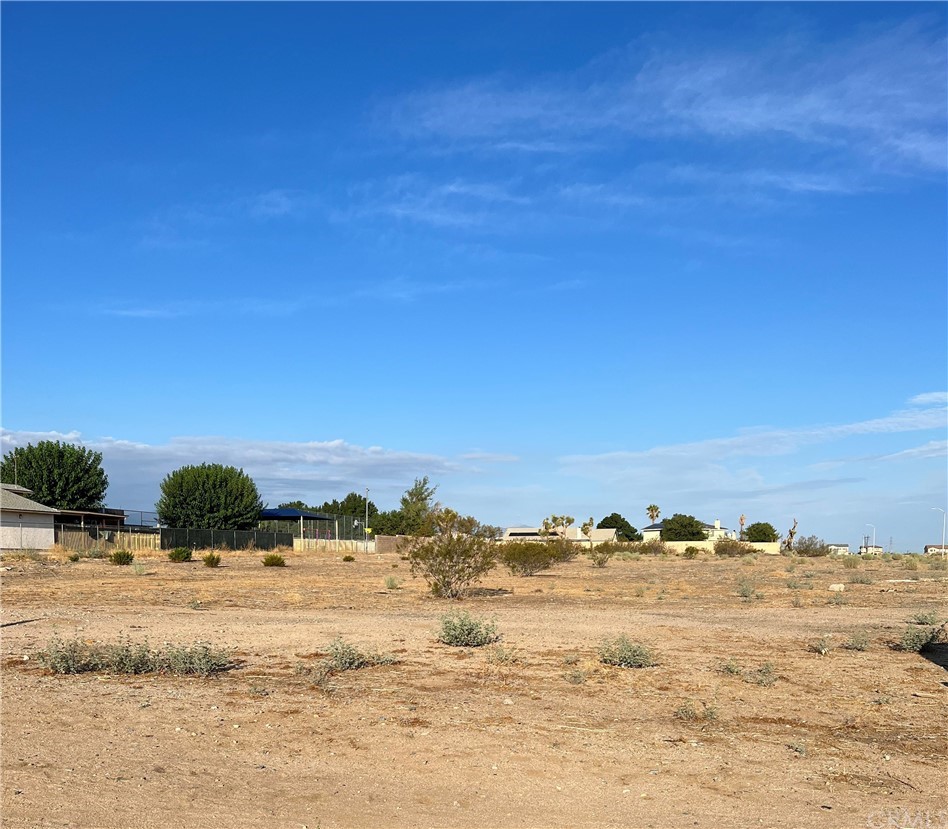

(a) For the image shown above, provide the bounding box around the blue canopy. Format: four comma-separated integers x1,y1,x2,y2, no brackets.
260,508,335,521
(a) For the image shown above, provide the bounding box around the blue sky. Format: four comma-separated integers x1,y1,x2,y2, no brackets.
2,3,946,550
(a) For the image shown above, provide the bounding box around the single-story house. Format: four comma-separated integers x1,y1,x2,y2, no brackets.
924,544,948,556
827,543,851,555
1,483,59,549
641,518,736,542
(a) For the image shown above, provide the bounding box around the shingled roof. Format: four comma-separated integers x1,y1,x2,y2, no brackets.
0,483,59,514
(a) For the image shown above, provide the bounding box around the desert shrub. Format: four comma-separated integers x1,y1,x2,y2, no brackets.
500,542,561,576
848,572,872,584
109,550,134,566
745,662,777,686
132,563,147,576
808,636,833,655
901,556,919,571
168,547,192,563
736,579,755,599
909,611,940,625
843,630,870,651
828,592,848,606
715,538,757,557
675,700,718,722
842,557,860,569
384,575,400,590
719,658,743,676
203,552,221,568
67,552,81,563
437,611,500,648
342,555,355,562
408,509,498,598
598,636,656,668
786,579,814,590
634,538,671,556
36,636,232,676
794,535,830,557
928,556,948,571
86,549,106,559
262,553,286,567
586,543,617,568
682,546,701,559
323,638,398,672
896,626,939,653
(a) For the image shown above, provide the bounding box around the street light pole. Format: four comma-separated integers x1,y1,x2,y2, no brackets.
364,488,369,554
933,508,946,559
865,523,875,554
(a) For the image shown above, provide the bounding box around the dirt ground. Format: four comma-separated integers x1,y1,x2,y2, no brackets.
1,547,945,829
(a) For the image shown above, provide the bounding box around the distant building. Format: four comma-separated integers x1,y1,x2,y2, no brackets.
0,483,59,549
641,518,736,542
924,544,948,556
858,544,885,555
827,543,851,555
501,525,617,546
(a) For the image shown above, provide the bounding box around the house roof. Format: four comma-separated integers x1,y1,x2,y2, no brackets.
0,484,59,515
643,520,729,531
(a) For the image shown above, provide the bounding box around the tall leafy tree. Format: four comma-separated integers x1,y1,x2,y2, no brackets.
646,504,661,524
660,513,708,541
1,440,108,510
363,477,439,537
156,464,263,529
597,513,642,542
744,522,780,543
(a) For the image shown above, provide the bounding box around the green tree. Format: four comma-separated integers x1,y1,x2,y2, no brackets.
408,508,499,598
1,440,108,510
646,504,661,524
400,476,439,535
597,512,642,542
744,522,780,543
156,464,263,529
660,513,708,542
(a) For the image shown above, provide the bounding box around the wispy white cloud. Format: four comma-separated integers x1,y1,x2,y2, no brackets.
97,297,305,320
0,429,462,510
909,391,948,406
381,18,946,174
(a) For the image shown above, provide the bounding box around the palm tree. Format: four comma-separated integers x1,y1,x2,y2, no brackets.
646,504,660,525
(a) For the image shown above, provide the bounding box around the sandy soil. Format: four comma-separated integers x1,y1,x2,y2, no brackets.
1,548,945,829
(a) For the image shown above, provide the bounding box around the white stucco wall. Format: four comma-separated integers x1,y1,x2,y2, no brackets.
0,512,55,550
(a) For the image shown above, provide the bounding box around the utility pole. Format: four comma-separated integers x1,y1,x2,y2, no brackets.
364,488,369,554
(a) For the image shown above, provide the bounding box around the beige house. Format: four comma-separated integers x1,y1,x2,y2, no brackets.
1,483,59,549
827,543,851,555
641,518,736,542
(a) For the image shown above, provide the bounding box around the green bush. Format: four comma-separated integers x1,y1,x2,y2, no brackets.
928,556,948,571
328,638,397,671
848,572,872,584
342,555,355,562
902,556,919,571
586,544,616,568
598,636,656,668
168,547,192,563
896,626,939,653
437,611,500,648
793,536,830,557
262,553,286,567
744,662,777,686
384,575,400,590
714,538,758,557
632,539,670,556
408,509,498,598
909,611,940,625
842,556,860,569
682,546,701,559
202,552,221,568
500,542,561,576
109,550,134,566
36,636,232,676
843,630,870,651
67,552,81,563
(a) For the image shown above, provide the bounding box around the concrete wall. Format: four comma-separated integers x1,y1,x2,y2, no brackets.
0,513,55,550
660,540,782,556
294,538,376,553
